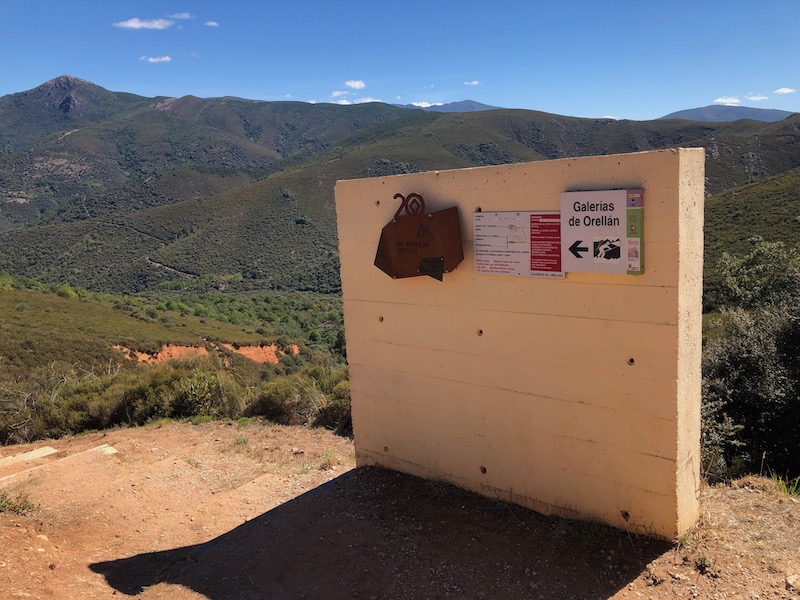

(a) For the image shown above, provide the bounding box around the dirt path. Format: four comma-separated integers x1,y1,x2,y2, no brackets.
1,422,798,599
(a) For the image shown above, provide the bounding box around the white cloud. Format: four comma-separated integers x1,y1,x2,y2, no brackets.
331,90,350,98
139,55,172,63
745,94,768,101
601,115,618,120
336,99,352,105
170,12,195,19
713,96,741,105
205,21,220,27
345,80,366,90
411,101,444,108
355,97,382,104
774,87,796,95
464,80,480,86
114,18,173,30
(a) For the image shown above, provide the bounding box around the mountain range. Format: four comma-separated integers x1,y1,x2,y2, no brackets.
659,105,796,123
395,100,796,123
1,76,799,294
393,100,500,113
395,99,795,122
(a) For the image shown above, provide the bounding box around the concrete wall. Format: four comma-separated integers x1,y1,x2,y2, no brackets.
335,148,704,539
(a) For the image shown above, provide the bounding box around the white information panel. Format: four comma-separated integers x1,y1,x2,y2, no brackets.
474,211,564,279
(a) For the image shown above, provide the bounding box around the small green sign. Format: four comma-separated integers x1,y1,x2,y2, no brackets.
625,190,644,275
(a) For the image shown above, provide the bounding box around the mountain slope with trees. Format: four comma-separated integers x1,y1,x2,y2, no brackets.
2,77,800,294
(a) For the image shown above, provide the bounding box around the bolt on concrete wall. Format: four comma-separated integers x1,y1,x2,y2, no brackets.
335,148,704,539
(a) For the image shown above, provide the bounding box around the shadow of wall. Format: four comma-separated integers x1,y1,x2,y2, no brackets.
91,467,671,599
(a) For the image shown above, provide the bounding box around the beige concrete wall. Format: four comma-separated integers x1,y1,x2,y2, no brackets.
335,148,704,539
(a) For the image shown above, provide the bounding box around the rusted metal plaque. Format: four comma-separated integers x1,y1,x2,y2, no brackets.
374,193,464,281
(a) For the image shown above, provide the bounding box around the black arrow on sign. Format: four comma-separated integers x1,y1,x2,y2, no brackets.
569,240,588,259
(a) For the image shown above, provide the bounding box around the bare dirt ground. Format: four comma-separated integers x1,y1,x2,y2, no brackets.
1,421,798,599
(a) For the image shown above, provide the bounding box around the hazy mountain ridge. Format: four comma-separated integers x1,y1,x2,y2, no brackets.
2,77,800,294
393,100,501,113
660,104,796,123
156,95,418,156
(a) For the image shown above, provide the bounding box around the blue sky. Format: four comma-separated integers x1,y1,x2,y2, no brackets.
1,1,798,120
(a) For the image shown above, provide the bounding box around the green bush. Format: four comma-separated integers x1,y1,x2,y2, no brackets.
246,376,302,423
172,369,244,418
172,369,221,418
315,396,352,435
52,284,78,299
711,239,800,310
702,239,800,479
113,366,185,425
702,305,800,478
244,366,351,432
0,491,37,514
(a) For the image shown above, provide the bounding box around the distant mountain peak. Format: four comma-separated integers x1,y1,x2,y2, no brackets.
46,74,91,86
34,75,97,95
19,75,118,117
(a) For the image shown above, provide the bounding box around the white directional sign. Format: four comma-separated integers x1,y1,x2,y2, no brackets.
560,189,644,275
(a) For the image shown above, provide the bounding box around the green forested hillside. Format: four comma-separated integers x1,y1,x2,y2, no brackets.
0,283,259,373
157,95,421,157
0,274,343,373
2,77,800,294
703,166,800,303
0,77,433,232
0,274,349,443
706,166,800,260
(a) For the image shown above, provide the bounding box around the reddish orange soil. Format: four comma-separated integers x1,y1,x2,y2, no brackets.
114,344,209,364
115,343,299,365
221,343,299,364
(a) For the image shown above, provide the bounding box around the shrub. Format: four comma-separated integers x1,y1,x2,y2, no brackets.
331,379,350,401
702,239,800,479
246,376,301,423
172,368,245,418
0,491,37,514
244,366,351,432
172,369,221,418
315,396,352,435
702,305,800,478
0,382,37,444
113,367,182,425
52,284,78,299
713,239,800,309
